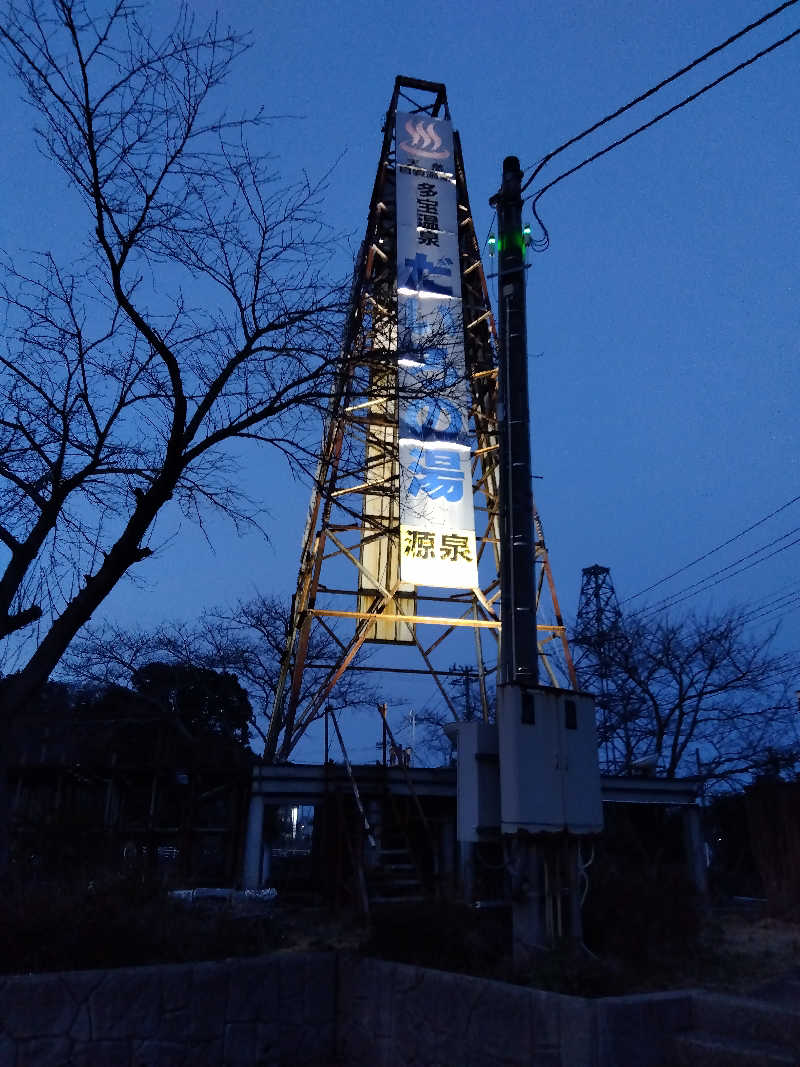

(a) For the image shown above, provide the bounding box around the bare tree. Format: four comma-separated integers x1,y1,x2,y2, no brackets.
573,607,800,787
200,597,380,758
0,0,350,720
64,594,377,756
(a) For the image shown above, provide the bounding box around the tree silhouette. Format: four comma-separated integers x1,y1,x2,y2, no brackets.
573,606,799,786
132,661,252,748
0,0,345,720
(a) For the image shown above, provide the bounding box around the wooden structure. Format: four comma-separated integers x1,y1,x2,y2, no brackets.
244,760,704,909
9,706,251,884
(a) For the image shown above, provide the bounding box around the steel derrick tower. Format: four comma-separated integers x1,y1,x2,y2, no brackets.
264,78,575,763
574,564,623,769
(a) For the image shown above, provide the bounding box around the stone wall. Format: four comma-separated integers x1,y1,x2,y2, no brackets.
337,955,693,1067
0,952,336,1067
0,951,694,1066
338,954,592,1066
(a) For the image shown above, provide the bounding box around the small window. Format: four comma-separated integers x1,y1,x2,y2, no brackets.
521,691,535,725
565,699,577,730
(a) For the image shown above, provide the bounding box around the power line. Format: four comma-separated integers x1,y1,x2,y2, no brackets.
640,528,800,617
757,605,800,628
520,0,798,194
740,576,800,620
741,578,800,619
743,589,800,626
623,493,800,603
644,527,800,613
504,5,800,624
526,22,800,250
743,601,800,631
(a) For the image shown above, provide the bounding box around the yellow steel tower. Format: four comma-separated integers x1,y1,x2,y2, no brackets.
264,78,574,763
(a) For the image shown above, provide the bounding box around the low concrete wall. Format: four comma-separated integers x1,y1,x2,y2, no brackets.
0,951,695,1066
337,955,694,1067
338,954,592,1066
0,952,336,1067
593,990,694,1067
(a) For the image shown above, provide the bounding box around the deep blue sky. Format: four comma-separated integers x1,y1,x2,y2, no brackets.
2,1,798,758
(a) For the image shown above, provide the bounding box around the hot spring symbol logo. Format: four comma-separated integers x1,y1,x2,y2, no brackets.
399,118,450,161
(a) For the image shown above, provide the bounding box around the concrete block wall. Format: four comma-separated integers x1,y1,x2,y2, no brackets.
0,953,336,1067
337,954,593,1066
337,956,694,1067
593,990,694,1067
0,950,696,1066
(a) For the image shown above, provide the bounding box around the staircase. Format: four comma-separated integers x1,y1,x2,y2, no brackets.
365,799,430,907
673,993,800,1066
367,842,426,905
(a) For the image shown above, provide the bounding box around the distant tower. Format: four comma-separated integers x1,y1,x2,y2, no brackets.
574,564,622,768
263,78,576,763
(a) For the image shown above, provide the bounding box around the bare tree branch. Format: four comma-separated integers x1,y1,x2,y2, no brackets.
0,1,350,715
64,594,376,756
573,605,800,788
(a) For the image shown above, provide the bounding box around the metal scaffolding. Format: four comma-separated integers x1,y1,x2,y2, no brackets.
574,564,624,770
264,78,575,763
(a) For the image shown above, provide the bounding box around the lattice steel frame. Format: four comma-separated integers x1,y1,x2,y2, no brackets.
264,78,575,762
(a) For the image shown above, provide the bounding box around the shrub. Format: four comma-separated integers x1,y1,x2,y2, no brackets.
583,861,702,967
0,871,281,974
364,901,511,979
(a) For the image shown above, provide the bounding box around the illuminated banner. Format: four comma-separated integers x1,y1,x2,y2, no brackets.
395,111,478,589
399,441,477,588
396,174,460,297
397,296,470,446
396,111,455,171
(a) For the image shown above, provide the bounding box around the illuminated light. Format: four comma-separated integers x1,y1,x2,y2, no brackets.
523,224,531,237
417,290,457,301
397,287,459,300
397,438,471,453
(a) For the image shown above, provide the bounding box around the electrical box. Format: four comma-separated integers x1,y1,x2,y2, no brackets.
444,721,500,842
497,684,603,835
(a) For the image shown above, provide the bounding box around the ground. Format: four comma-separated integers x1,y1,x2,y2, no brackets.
269,898,800,999
2,871,798,999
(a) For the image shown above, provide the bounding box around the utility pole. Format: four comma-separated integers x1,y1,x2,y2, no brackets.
491,156,545,956
491,158,603,961
490,156,538,688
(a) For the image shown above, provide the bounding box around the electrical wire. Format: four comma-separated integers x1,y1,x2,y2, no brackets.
639,526,800,617
642,527,800,614
483,208,500,309
520,0,798,194
745,599,800,628
623,493,800,603
748,587,800,620
508,6,800,617
482,212,497,256
742,587,800,626
739,576,800,620
526,22,800,250
578,842,594,907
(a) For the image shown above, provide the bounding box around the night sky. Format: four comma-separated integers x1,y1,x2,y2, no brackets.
2,0,798,759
